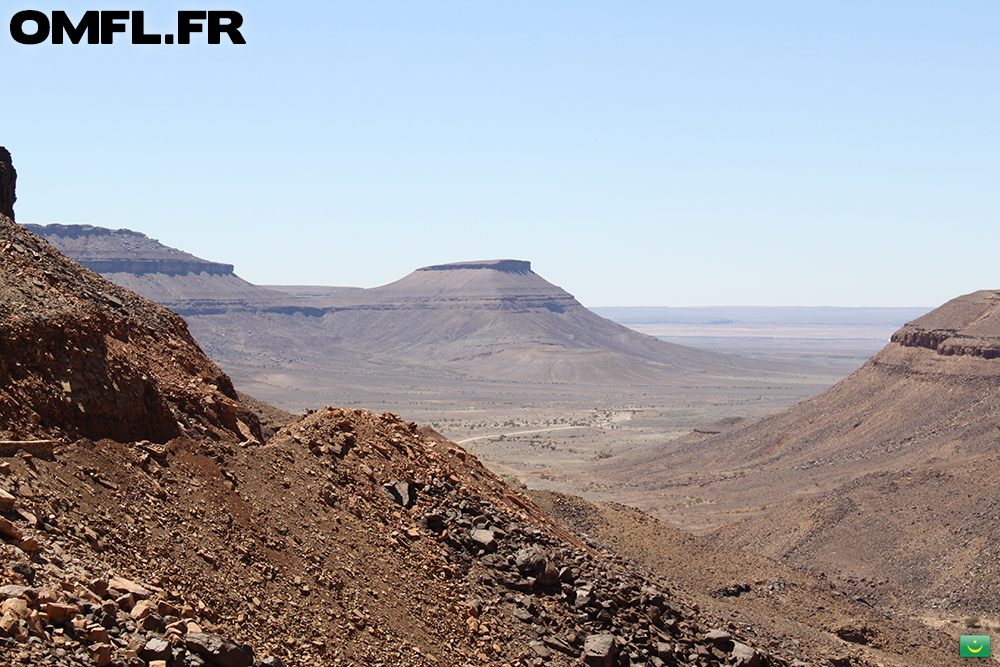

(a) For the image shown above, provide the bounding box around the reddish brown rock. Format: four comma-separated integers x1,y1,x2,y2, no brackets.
0,147,15,221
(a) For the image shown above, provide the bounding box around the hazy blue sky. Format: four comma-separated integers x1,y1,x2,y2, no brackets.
4,2,998,307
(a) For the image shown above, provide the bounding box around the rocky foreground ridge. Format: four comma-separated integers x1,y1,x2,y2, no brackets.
0,193,851,665
0,217,261,446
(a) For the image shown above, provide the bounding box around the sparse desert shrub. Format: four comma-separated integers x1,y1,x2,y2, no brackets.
965,617,981,628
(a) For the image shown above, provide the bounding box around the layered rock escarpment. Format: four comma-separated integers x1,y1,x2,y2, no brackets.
890,289,1000,359
28,223,288,315
0,147,15,221
23,224,235,276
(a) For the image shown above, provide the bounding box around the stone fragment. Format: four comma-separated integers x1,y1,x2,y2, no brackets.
186,632,253,667
583,634,617,667
16,536,40,553
542,635,579,657
131,599,156,620
88,579,109,598
0,585,30,599
536,560,560,587
380,481,416,508
512,607,534,623
0,487,15,511
0,611,18,635
108,576,151,599
731,641,763,667
141,636,173,661
527,640,551,658
514,547,546,576
44,602,79,623
141,612,165,632
469,528,496,551
1,598,29,619
0,516,23,542
705,628,732,642
34,587,58,604
504,577,535,592
90,642,113,666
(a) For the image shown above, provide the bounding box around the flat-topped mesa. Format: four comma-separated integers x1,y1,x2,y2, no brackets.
0,147,15,221
369,258,572,303
22,223,235,276
416,259,532,274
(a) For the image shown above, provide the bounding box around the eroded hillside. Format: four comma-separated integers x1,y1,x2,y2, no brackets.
0,201,847,667
606,289,1000,616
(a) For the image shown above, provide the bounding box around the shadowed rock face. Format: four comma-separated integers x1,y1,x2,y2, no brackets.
0,216,261,444
0,147,15,221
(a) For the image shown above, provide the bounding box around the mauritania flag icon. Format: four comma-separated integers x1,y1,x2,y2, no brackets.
960,635,990,657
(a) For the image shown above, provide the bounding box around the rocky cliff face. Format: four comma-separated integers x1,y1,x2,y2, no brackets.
0,147,15,221
0,215,261,444
23,224,235,276
890,289,1000,359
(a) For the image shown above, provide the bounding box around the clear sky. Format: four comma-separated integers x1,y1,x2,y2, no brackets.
4,2,998,307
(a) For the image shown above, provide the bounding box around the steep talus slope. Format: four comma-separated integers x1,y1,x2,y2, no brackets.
0,214,260,445
607,289,1000,614
532,490,962,667
9,402,941,667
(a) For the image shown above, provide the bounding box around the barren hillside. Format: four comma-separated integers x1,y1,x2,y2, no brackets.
1,150,965,666
0,215,846,667
606,290,1000,616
